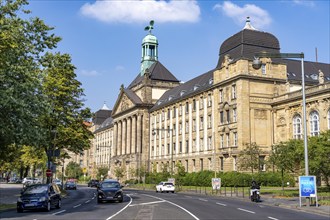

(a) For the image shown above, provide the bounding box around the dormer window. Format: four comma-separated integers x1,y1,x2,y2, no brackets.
209,78,213,85
180,90,186,96
168,95,174,101
311,74,318,80
194,84,200,91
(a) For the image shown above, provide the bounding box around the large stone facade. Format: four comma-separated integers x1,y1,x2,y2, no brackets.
82,19,329,181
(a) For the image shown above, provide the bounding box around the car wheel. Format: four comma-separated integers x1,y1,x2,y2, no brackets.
97,199,101,204
17,208,23,213
118,196,123,203
45,201,51,212
172,191,175,193
56,199,61,209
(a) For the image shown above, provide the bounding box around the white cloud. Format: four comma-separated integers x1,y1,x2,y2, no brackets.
79,69,100,77
115,65,125,72
80,0,200,23
213,1,272,30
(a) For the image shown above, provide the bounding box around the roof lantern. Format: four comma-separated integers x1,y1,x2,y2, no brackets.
243,16,257,30
101,102,110,110
141,20,158,75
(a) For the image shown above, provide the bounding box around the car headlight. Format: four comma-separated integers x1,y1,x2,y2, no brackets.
39,196,46,202
17,197,22,202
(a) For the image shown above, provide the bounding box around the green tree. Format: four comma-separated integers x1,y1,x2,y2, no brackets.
0,0,61,160
114,166,125,181
237,142,263,173
307,130,330,186
65,161,82,179
97,166,109,181
268,139,303,191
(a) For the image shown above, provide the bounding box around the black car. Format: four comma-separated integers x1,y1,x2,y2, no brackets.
88,179,99,187
17,183,61,212
97,180,123,203
65,181,77,190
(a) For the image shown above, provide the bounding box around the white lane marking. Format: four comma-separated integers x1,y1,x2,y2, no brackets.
198,198,208,202
237,208,255,214
268,217,279,220
129,200,165,207
185,196,192,198
216,202,227,206
106,194,133,220
73,204,82,208
52,210,66,215
85,200,91,203
143,194,199,220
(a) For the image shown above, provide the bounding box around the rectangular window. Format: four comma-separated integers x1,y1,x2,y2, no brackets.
193,119,196,132
208,94,212,107
261,64,266,75
233,156,237,171
167,144,170,156
186,140,189,153
179,123,182,135
167,109,171,119
220,157,224,171
220,111,224,124
185,121,189,133
232,85,236,99
208,115,212,128
162,111,165,121
192,139,196,152
200,159,203,171
193,159,196,171
200,97,204,109
200,138,204,151
233,108,237,122
173,123,176,135
220,135,224,148
226,110,230,123
193,99,196,111
219,89,223,103
173,106,176,118
226,133,230,147
185,102,189,113
233,132,237,146
179,142,182,153
208,136,212,150
200,116,204,130
167,126,170,137
179,105,182,116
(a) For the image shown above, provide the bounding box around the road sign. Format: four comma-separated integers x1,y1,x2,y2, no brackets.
46,169,52,177
299,176,318,207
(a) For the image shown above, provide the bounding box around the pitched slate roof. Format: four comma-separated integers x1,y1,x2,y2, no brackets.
150,69,214,111
124,88,143,105
94,117,113,133
217,29,280,68
92,109,112,126
128,61,179,89
282,59,330,84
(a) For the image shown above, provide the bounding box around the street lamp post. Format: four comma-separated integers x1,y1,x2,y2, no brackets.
152,128,174,175
254,52,309,205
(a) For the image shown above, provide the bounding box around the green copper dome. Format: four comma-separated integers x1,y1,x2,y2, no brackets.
142,34,158,44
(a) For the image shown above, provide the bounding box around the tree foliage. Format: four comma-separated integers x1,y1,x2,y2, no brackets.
237,142,263,173
65,161,82,179
97,166,109,181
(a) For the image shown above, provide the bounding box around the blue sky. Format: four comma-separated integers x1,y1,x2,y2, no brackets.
26,0,330,113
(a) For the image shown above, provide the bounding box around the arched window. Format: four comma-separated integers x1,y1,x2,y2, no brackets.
310,111,320,136
293,114,302,139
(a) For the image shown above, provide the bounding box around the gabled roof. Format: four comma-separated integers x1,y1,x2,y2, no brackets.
150,69,214,111
124,88,143,105
128,61,179,88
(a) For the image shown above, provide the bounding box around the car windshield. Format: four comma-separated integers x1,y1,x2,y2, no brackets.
101,182,120,188
23,185,48,194
66,181,75,185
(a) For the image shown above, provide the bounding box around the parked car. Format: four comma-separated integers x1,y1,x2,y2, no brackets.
88,179,99,187
53,179,62,187
156,181,175,193
65,181,77,190
22,177,33,184
97,180,123,203
17,183,61,212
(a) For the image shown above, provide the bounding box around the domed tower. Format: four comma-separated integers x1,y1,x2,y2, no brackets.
216,17,280,69
141,20,158,75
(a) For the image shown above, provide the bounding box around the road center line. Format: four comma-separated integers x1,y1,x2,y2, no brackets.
268,217,279,220
106,194,133,220
216,202,227,206
52,210,66,215
85,200,91,203
198,198,208,202
73,204,82,208
143,194,199,220
237,208,255,214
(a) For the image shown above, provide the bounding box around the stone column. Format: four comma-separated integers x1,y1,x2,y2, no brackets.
118,121,122,156
127,117,131,154
114,122,118,156
137,114,142,153
132,115,136,154
122,119,126,155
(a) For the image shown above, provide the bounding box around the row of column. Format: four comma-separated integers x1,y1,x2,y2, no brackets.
113,114,143,156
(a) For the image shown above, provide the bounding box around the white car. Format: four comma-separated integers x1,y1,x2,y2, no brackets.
156,182,175,193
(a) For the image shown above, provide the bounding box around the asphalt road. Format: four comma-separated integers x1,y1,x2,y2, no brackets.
0,185,328,220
